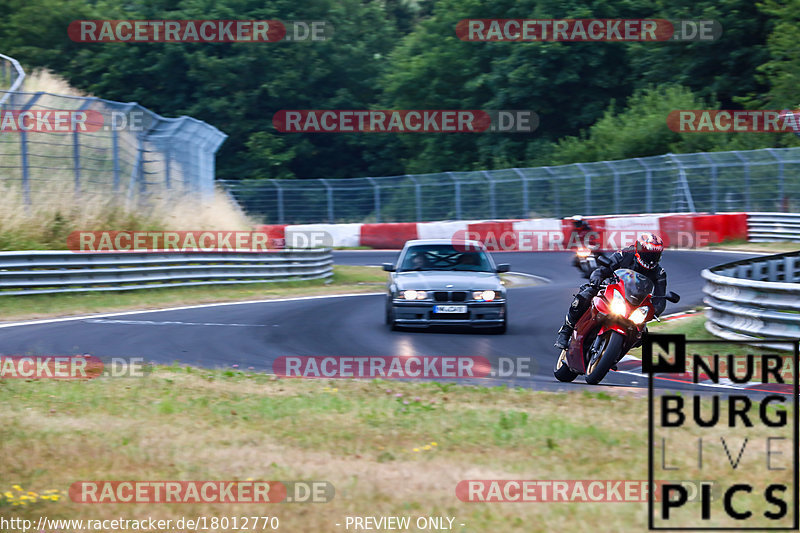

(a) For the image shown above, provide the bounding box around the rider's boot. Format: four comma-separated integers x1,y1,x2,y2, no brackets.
554,320,573,350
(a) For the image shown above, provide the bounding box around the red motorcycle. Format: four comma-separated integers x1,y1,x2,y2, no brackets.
554,264,680,385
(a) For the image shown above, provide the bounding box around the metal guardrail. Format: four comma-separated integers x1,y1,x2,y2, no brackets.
0,249,333,295
748,212,800,242
701,251,800,349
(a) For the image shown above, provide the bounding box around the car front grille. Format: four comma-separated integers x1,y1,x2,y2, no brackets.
432,291,467,302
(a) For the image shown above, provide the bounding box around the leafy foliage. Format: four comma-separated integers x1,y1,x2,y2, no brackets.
1,0,797,179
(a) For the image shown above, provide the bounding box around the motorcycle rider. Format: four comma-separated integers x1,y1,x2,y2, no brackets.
569,215,597,248
555,233,667,350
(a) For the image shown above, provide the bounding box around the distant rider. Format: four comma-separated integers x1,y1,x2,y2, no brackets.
555,233,667,350
569,215,597,249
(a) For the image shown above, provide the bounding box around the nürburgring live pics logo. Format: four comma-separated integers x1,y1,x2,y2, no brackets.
644,334,799,530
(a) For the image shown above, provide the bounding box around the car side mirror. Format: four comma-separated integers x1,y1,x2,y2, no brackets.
496,263,510,273
596,255,611,267
382,263,395,272
666,291,680,303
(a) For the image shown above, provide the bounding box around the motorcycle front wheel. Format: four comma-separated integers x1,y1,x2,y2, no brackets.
554,350,578,382
585,331,624,385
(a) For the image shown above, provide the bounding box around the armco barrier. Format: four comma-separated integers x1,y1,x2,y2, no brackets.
0,249,332,295
748,212,800,242
701,251,800,349
257,213,749,250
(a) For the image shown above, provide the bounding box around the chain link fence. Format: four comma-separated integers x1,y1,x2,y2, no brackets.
220,147,800,224
0,57,226,206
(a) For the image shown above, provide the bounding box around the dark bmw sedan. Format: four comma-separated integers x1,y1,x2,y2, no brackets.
383,239,510,333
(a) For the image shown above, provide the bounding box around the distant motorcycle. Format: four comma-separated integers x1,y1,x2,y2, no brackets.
555,258,680,385
573,247,605,279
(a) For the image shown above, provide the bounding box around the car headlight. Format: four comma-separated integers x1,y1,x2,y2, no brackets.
610,290,627,316
629,305,650,324
472,290,496,301
400,290,427,300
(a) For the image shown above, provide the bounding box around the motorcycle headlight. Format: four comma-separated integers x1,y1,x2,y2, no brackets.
610,290,627,316
629,306,650,324
473,290,496,301
400,290,427,300
577,248,591,258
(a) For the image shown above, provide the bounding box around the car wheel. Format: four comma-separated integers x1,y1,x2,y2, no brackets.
492,307,507,334
385,303,398,330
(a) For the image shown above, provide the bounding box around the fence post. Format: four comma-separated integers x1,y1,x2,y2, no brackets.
367,177,380,222
540,167,559,218
164,143,171,190
73,99,94,195
19,93,42,207
512,168,529,217
667,153,696,212
732,151,751,211
700,153,717,213
634,158,652,212
111,103,135,194
320,178,334,222
127,134,144,204
0,53,25,107
111,125,120,193
603,161,620,214
575,163,592,215
482,170,496,219
447,172,462,219
766,148,785,211
272,180,285,224
406,175,422,221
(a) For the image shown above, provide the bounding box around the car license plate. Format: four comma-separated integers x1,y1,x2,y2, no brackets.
433,305,467,314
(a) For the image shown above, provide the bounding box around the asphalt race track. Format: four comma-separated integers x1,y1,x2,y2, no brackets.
0,249,758,392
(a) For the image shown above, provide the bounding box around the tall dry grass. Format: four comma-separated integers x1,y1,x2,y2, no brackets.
0,179,255,250
21,68,89,97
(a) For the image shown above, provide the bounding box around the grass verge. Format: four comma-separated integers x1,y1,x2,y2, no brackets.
1,367,792,531
706,240,800,254
0,265,387,322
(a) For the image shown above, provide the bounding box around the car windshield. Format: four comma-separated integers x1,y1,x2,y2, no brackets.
399,245,493,272
614,268,655,306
